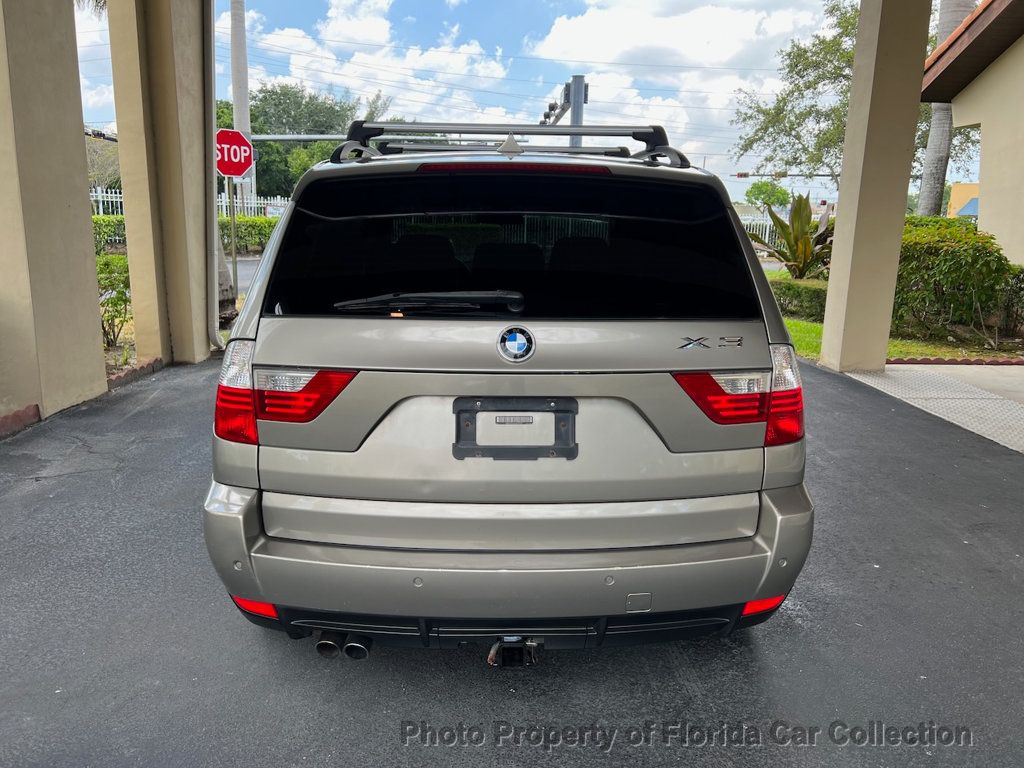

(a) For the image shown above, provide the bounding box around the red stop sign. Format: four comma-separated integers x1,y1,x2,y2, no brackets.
216,128,254,177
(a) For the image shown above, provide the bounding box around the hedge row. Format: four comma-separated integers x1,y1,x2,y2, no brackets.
93,215,281,255
768,276,828,322
766,217,1020,334
894,223,1010,333
93,215,126,256
217,215,280,253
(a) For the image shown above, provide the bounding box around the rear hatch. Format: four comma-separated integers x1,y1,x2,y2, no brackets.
251,160,776,549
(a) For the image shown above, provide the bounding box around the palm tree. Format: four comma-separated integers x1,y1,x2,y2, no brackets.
917,0,977,216
75,0,107,13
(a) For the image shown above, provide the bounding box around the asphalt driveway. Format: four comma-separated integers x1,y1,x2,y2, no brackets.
1,359,1022,767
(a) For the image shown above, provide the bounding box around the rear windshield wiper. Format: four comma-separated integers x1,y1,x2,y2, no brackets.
333,290,525,313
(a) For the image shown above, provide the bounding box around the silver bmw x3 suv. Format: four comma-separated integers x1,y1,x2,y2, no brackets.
204,121,813,664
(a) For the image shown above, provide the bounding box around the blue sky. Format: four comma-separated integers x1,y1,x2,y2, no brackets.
74,1,973,202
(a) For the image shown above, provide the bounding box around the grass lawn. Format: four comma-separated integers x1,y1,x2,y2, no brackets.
783,318,1022,361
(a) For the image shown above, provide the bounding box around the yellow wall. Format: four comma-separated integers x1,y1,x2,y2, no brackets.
946,182,979,218
952,35,1024,265
0,0,108,419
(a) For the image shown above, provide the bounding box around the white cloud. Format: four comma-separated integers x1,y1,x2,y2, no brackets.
81,82,115,110
237,3,514,125
520,0,824,190
529,3,814,68
317,0,395,49
446,0,468,7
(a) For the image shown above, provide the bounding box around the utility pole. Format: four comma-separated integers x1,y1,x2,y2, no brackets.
230,0,255,199
568,75,586,147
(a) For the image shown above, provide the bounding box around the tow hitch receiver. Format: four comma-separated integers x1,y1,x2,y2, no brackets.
487,636,541,667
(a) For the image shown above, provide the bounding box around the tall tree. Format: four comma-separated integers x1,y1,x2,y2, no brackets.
734,0,978,188
246,84,392,196
75,0,107,13
744,179,791,210
917,0,977,216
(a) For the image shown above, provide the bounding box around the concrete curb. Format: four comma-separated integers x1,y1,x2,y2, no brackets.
107,358,165,391
886,357,1024,365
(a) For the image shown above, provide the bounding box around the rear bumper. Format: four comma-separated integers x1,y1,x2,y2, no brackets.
204,482,813,625
238,602,781,648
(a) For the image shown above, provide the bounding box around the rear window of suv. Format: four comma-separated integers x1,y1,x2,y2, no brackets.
263,170,762,320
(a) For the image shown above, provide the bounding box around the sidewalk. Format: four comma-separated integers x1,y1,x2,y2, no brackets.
848,364,1024,453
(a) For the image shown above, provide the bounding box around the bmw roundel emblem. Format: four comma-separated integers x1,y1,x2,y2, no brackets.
497,326,535,362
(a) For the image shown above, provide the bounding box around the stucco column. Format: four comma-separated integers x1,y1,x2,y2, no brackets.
108,0,211,364
0,0,107,422
820,0,932,372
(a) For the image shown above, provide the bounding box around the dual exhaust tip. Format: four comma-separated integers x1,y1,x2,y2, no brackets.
315,630,372,660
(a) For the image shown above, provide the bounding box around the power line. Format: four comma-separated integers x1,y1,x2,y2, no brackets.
213,52,745,146
240,36,744,112
241,26,779,72
214,42,749,137
217,44,747,137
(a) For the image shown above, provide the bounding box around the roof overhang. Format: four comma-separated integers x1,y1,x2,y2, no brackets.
922,0,1024,103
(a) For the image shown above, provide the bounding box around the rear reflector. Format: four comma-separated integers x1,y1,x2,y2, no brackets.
672,344,804,447
417,161,611,175
741,594,786,616
231,594,278,619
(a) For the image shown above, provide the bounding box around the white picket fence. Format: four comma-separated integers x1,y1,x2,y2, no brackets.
89,186,290,219
90,186,125,215
738,214,778,246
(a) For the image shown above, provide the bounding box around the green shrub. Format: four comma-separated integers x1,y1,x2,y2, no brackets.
893,224,1011,334
768,276,829,322
96,253,131,348
904,215,976,233
1000,264,1024,334
218,215,279,253
92,215,125,256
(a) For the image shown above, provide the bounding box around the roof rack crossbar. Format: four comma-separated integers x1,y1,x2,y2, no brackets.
376,142,632,158
347,121,671,152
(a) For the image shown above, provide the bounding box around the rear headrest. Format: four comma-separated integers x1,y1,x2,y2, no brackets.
473,242,545,273
549,237,612,272
387,234,462,272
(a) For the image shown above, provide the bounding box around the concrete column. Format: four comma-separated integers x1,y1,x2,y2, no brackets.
108,0,211,364
0,0,107,422
820,0,932,372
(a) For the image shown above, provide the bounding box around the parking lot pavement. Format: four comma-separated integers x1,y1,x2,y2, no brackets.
1,359,1023,767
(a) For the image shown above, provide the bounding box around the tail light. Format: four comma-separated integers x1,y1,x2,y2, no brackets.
673,344,804,447
417,161,611,174
214,340,357,445
254,368,357,422
215,341,258,444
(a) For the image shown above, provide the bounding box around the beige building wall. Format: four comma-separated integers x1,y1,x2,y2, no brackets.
946,182,979,218
952,35,1024,266
0,0,107,422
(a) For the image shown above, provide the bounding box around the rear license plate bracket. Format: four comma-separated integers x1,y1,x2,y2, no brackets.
452,396,578,460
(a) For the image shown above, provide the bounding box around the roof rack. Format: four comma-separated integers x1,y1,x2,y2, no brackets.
340,121,690,168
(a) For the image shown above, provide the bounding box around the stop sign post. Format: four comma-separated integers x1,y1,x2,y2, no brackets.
216,129,255,297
